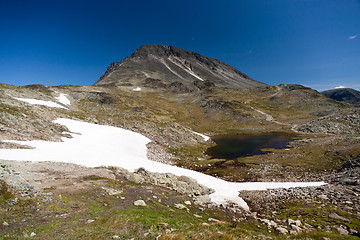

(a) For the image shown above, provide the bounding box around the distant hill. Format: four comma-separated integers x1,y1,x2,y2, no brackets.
321,88,360,107
94,45,267,89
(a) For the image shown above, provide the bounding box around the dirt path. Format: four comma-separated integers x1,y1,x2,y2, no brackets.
245,86,287,126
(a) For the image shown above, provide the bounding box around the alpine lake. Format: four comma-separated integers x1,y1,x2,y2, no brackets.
206,132,296,160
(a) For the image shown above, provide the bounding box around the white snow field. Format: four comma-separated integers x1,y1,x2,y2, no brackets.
13,97,68,109
0,118,326,210
55,93,71,105
192,131,210,141
132,87,142,91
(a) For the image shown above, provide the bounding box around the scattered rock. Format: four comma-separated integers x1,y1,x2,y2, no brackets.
86,219,95,224
30,232,36,237
269,220,278,228
119,167,213,196
291,224,302,233
184,200,191,205
276,227,288,234
102,187,123,196
329,213,351,223
208,217,220,222
318,194,328,200
193,214,202,218
294,220,302,227
174,203,187,210
3,221,9,227
194,195,211,205
287,218,295,225
134,200,146,207
350,228,359,235
336,225,349,236
286,219,302,227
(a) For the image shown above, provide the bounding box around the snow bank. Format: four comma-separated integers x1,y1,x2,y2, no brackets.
13,97,68,109
56,93,71,105
0,118,326,210
193,131,210,141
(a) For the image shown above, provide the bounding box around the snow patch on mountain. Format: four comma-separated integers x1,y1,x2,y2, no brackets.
132,87,142,91
168,56,204,81
193,131,210,141
13,97,68,109
56,93,71,105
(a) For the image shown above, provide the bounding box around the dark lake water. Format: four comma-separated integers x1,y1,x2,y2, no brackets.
206,133,295,159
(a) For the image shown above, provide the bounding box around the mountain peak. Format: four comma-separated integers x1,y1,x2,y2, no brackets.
94,45,267,89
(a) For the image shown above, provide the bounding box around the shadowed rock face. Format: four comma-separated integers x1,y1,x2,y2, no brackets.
94,45,267,89
322,88,360,107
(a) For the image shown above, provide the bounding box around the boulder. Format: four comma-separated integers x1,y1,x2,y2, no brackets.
276,227,288,234
134,200,146,207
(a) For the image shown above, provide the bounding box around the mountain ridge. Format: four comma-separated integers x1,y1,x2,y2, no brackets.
94,45,268,89
322,88,360,107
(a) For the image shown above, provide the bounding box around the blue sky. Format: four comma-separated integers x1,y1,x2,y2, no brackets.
0,0,359,91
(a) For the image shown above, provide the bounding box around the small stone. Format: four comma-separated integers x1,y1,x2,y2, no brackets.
202,222,210,226
102,187,123,196
329,213,351,223
30,232,36,237
291,225,302,232
276,227,288,234
134,200,146,207
174,203,187,210
336,225,349,236
294,220,302,227
158,222,169,229
194,195,211,205
260,218,271,225
3,221,9,227
194,214,202,218
287,219,296,225
269,220,278,228
208,217,220,222
86,219,95,224
184,200,191,205
318,194,328,200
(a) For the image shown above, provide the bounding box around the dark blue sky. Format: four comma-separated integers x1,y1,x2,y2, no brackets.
1,0,359,90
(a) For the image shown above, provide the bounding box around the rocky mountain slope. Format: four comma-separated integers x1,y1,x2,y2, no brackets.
94,45,267,89
322,88,360,107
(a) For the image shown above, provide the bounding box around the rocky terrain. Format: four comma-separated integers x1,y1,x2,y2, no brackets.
94,45,267,89
1,46,360,239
